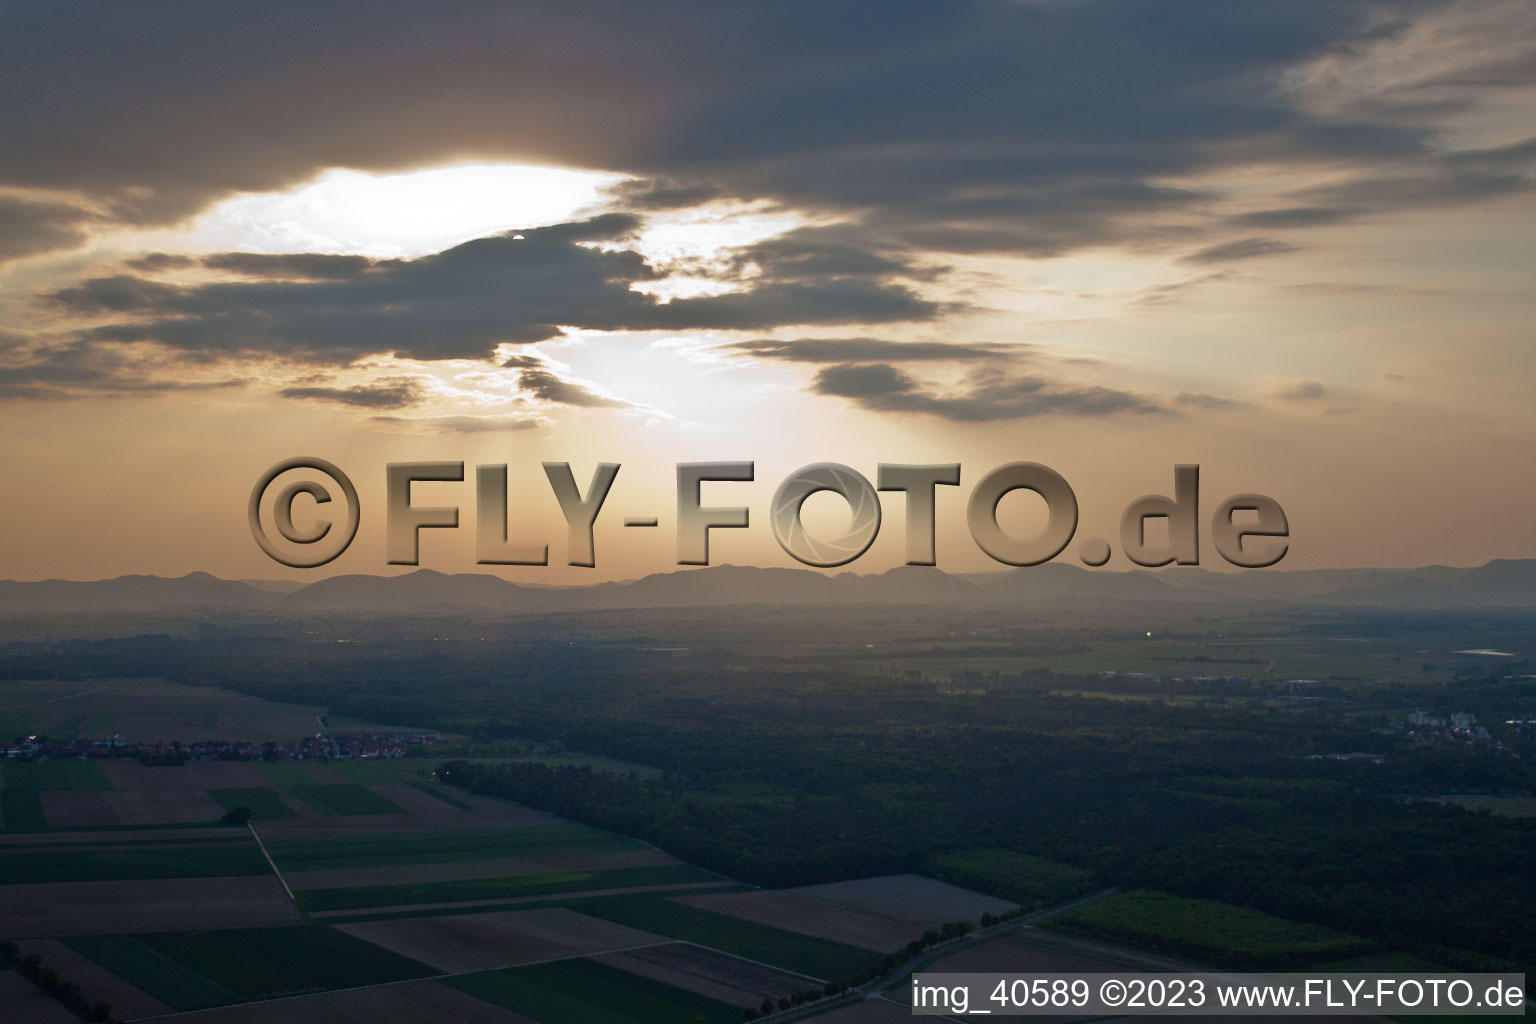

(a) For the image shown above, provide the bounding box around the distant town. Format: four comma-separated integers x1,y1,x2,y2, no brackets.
4,730,442,764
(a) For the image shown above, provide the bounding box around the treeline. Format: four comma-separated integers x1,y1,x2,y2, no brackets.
0,941,118,1022
1131,800,1536,970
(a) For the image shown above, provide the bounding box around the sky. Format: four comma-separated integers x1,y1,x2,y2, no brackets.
1,0,1533,582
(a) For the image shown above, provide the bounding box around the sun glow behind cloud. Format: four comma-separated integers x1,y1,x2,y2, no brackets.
146,163,630,259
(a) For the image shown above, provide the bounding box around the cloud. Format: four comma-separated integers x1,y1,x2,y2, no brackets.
0,194,100,263
202,252,378,279
278,379,424,409
1176,390,1240,410
45,215,942,365
1181,237,1299,264
1234,136,1536,228
0,336,244,399
1273,379,1328,401
1232,207,1345,228
372,414,540,434
0,1,1505,266
727,338,1010,363
812,363,1160,421
514,368,626,408
123,252,196,273
727,228,943,282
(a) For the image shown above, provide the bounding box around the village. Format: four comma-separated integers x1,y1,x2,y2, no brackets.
3,729,441,764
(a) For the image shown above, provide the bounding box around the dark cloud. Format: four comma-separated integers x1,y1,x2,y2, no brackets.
124,252,196,273
0,194,99,263
728,338,1009,363
1231,207,1346,228
515,368,626,408
1236,137,1536,229
1276,379,1327,401
202,252,378,279
46,215,940,364
812,363,1160,421
634,279,942,331
0,1,1490,265
279,380,424,409
604,179,725,210
1175,390,1239,410
0,337,243,399
1181,237,1299,264
728,228,942,282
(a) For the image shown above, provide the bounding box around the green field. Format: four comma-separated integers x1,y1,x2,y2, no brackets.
3,760,70,789
403,779,474,809
0,787,46,827
1046,890,1374,969
286,784,406,816
1,759,112,791
448,957,743,1024
64,926,438,1010
926,848,1096,910
266,824,642,872
322,760,475,810
296,864,721,913
575,894,874,980
0,842,268,883
321,759,399,783
208,786,297,820
254,761,315,787
64,933,243,1010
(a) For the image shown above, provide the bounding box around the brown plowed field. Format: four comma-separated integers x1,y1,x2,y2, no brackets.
334,906,667,972
594,940,812,1005
675,890,927,952
783,874,1017,928
0,876,300,938
14,937,175,1019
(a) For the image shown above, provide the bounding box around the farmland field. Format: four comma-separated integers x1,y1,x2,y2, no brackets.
208,787,297,820
593,941,813,1005
128,980,532,1023
334,906,666,972
1,759,111,791
12,937,176,1019
0,841,268,882
38,789,118,826
1,787,46,827
445,956,745,1024
285,783,406,816
673,890,925,951
783,874,1018,928
2,876,301,937
574,894,874,980
255,760,344,787
295,863,723,912
62,926,438,1010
